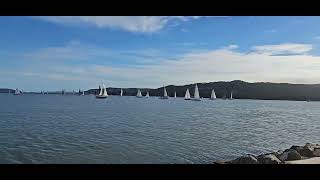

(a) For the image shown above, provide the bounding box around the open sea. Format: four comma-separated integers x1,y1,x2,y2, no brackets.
0,94,319,164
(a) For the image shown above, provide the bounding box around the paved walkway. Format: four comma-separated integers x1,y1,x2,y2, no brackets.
285,157,320,164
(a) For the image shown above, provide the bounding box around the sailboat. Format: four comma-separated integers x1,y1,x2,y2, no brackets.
136,89,143,98
184,88,191,100
82,91,85,96
229,91,233,100
96,84,108,99
13,88,21,95
174,91,177,98
145,91,149,98
120,88,123,96
210,88,216,100
191,84,201,101
159,86,169,99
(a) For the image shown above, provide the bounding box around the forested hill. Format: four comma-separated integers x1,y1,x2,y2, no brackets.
86,80,320,101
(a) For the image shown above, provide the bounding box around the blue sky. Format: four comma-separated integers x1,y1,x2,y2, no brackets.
1,16,320,91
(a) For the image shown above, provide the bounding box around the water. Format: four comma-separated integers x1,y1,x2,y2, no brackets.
0,94,320,164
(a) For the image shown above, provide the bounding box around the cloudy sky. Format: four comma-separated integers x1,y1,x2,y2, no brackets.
1,16,320,91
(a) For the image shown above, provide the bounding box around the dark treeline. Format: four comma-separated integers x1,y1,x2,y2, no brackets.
2,80,320,101
86,80,320,101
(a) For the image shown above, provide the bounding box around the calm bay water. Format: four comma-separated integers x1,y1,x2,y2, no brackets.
0,94,319,164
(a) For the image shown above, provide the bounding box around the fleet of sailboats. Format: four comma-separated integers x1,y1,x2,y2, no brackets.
13,88,21,95
9,83,235,101
96,84,108,99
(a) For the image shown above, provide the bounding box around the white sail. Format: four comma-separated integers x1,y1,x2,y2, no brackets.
120,88,123,96
174,91,176,98
82,91,85,95
194,84,200,99
164,87,168,97
184,88,190,99
230,91,233,99
137,89,142,97
145,91,149,97
102,84,108,96
211,88,216,99
99,85,103,96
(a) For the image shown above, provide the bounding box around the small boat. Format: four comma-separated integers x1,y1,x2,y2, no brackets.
228,91,233,100
82,91,85,96
191,84,201,101
145,91,149,98
184,88,191,100
174,91,177,98
136,89,143,98
120,88,123,96
13,88,22,95
96,84,108,99
210,88,216,100
159,86,169,99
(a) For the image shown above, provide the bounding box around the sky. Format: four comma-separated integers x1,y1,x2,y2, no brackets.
1,16,320,91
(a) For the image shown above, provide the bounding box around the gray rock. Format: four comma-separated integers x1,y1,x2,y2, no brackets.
291,143,320,157
230,154,259,164
257,154,282,164
290,145,313,157
279,149,301,161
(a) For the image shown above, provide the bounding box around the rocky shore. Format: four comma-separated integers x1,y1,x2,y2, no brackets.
215,143,320,164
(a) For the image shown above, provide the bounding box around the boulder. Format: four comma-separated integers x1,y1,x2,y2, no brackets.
230,154,259,164
257,154,282,164
290,143,320,157
278,149,301,161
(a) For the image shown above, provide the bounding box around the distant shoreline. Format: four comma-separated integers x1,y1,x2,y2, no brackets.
2,80,320,101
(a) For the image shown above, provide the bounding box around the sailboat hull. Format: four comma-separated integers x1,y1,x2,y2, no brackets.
96,95,107,99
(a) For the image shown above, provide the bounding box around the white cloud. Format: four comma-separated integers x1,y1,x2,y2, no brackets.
34,16,221,33
252,43,313,55
7,42,320,90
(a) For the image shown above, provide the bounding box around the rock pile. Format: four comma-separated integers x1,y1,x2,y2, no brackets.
215,143,320,164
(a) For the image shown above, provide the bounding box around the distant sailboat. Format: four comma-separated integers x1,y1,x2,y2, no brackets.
136,89,143,98
82,91,85,96
120,88,123,96
145,91,149,98
13,88,21,95
191,84,201,101
159,86,169,99
174,91,177,98
229,91,233,100
210,88,216,100
184,88,191,100
96,84,108,99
